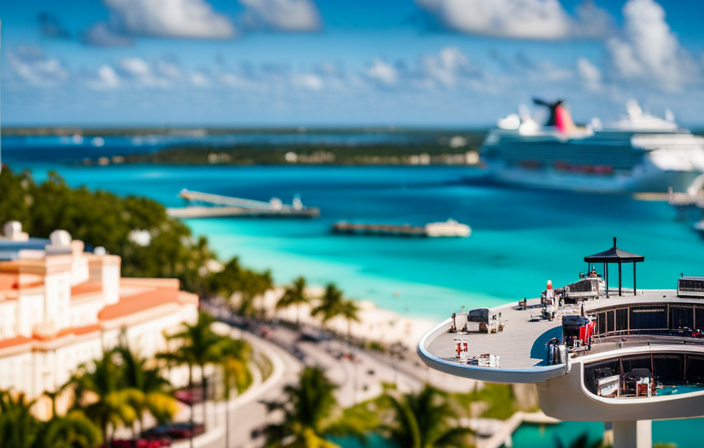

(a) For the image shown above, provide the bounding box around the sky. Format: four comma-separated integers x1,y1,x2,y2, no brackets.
3,0,704,127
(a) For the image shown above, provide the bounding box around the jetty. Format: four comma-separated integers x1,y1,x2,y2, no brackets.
167,189,320,219
333,219,471,237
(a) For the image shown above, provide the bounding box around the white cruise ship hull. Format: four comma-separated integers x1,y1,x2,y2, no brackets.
485,159,703,193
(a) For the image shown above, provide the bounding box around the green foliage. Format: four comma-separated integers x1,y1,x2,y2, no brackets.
0,168,275,304
555,432,606,448
455,383,515,420
379,385,473,448
0,390,100,448
263,366,365,448
277,276,310,325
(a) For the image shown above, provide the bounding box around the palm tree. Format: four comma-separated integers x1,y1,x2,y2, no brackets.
0,390,100,448
41,411,101,448
338,299,361,346
276,276,310,326
71,351,144,447
263,366,364,448
115,345,179,433
311,283,346,330
381,385,473,448
160,311,232,432
0,390,42,448
221,338,253,448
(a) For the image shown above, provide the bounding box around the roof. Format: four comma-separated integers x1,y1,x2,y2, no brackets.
584,237,644,263
98,287,181,321
71,281,103,297
0,336,33,350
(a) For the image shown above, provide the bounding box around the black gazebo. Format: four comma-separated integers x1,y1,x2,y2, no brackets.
584,237,644,297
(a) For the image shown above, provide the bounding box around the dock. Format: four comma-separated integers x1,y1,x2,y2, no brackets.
332,219,471,237
333,222,427,237
167,189,320,219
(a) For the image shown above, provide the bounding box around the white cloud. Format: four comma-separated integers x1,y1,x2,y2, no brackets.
577,57,602,91
241,0,321,32
91,65,121,89
415,0,611,40
291,73,324,90
365,59,399,85
606,0,696,90
91,0,236,42
6,46,69,87
420,47,480,87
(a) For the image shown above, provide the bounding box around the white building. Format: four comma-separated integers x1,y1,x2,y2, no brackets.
0,222,198,417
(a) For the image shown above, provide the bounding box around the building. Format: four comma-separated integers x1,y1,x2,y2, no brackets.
0,221,198,416
418,239,704,448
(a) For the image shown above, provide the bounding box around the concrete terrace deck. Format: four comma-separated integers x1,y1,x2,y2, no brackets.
418,289,704,383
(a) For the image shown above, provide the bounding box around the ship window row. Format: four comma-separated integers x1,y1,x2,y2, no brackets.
593,303,704,336
583,353,704,396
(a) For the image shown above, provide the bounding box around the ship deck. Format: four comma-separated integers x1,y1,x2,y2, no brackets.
418,289,704,383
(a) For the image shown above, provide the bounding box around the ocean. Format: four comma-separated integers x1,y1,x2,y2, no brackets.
4,136,704,447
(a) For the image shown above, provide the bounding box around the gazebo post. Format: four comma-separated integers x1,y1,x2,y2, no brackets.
633,262,637,295
618,261,622,296
605,262,609,298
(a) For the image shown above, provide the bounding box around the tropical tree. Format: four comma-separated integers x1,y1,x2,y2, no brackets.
70,351,144,446
262,366,364,448
40,412,101,448
338,299,361,345
0,390,42,448
0,390,100,448
311,283,346,330
159,311,233,432
114,345,179,432
221,338,253,448
380,385,474,448
276,276,310,326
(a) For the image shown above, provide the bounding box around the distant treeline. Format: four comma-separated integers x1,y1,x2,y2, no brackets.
117,140,484,166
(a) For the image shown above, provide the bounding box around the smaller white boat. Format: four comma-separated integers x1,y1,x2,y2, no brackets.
694,220,704,235
424,219,471,237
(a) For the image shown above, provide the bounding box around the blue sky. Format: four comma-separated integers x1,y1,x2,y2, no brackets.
3,0,704,127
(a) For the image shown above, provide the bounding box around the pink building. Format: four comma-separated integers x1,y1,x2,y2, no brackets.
0,221,198,416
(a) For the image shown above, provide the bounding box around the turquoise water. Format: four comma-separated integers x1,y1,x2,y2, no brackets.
9,162,704,446
21,163,704,320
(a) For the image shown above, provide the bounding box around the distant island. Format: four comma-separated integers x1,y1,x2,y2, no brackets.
3,126,486,167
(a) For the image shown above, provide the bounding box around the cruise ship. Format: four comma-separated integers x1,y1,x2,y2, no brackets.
480,99,704,193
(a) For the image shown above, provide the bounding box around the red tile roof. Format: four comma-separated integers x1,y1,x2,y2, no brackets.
0,336,32,350
98,287,181,321
71,281,103,297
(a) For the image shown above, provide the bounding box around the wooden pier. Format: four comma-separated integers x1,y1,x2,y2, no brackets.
167,189,320,219
333,222,427,236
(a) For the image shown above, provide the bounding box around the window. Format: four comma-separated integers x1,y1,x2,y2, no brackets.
606,310,615,333
616,308,628,332
670,307,694,329
629,306,667,331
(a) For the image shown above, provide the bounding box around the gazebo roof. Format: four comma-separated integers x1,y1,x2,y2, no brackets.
584,237,645,263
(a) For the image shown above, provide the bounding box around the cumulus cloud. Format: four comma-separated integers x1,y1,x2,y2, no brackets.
420,47,480,87
365,59,399,85
6,46,69,88
414,0,611,40
240,0,321,32
606,0,697,90
83,0,236,46
90,65,121,89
